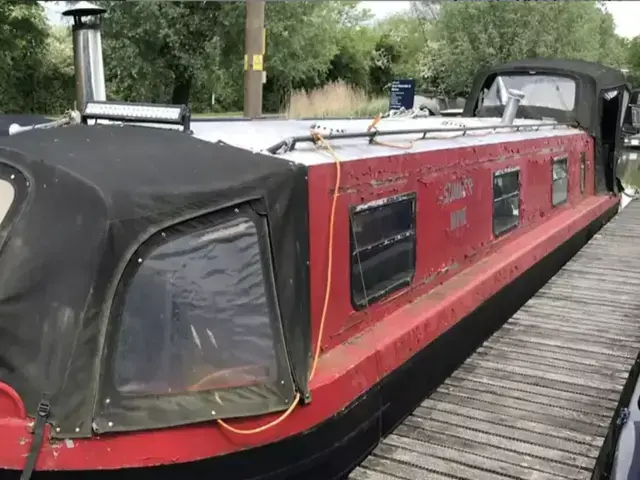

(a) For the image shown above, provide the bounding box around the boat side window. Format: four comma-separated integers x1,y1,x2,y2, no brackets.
113,216,280,395
0,163,28,252
632,105,640,128
493,169,520,237
580,152,586,194
0,179,15,227
350,193,416,309
552,156,569,206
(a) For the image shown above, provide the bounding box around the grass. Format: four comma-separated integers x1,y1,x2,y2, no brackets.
192,111,243,118
283,81,387,119
193,82,387,119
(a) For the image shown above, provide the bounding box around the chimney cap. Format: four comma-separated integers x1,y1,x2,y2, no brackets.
62,1,107,18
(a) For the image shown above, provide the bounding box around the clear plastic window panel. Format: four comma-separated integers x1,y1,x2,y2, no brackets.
484,74,576,111
632,106,640,128
114,217,278,395
351,195,416,307
0,179,15,226
552,158,569,206
493,170,520,236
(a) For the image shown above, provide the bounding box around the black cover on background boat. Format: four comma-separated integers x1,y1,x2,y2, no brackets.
0,124,310,437
464,58,630,194
465,58,629,133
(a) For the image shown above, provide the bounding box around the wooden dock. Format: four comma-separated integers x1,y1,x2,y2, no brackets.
350,199,640,480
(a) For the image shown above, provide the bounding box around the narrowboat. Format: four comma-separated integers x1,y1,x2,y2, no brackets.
0,5,635,479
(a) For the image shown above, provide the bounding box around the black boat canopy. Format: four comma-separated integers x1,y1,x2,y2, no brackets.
465,58,631,193
0,124,310,437
465,58,629,135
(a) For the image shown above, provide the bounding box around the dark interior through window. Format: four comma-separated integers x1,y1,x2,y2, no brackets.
350,193,416,309
552,157,569,206
113,216,279,395
493,169,520,236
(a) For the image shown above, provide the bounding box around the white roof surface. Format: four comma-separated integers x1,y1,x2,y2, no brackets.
190,115,583,166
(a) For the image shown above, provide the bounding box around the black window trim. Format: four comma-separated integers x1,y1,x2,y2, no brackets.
0,161,30,252
492,166,521,238
349,192,417,311
93,200,297,435
552,155,569,207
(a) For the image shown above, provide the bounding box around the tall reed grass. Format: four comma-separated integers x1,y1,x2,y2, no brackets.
284,81,387,119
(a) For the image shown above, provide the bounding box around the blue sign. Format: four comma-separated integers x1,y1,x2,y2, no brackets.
389,79,416,111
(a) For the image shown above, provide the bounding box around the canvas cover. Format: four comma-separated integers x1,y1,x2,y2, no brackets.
464,58,630,194
0,124,311,437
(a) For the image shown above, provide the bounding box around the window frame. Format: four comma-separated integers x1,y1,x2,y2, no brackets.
349,192,417,311
0,162,29,252
551,156,569,207
492,167,521,238
580,152,586,194
94,201,297,435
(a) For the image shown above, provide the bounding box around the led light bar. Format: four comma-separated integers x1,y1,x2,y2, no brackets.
82,100,191,132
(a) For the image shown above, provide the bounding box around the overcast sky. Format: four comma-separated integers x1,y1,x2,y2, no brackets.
44,1,640,39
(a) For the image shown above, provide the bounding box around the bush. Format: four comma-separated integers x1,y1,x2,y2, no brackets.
284,81,387,119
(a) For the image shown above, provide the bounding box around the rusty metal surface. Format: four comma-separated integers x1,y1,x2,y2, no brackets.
350,200,640,480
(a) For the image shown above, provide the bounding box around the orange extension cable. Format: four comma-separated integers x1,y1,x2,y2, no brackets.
216,133,341,435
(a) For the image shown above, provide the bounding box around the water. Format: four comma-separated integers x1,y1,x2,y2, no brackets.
620,149,640,189
618,148,640,209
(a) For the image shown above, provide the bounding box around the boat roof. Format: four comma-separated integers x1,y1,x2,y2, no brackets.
191,115,581,166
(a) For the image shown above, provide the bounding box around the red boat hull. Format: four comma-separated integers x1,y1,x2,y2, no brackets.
0,195,618,478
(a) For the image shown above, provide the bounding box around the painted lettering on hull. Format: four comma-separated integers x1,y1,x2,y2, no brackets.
450,207,467,231
441,177,474,205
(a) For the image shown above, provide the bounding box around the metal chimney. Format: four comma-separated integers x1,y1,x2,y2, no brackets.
62,1,107,111
501,89,525,125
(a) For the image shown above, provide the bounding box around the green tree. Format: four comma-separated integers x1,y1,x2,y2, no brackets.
419,1,626,96
373,12,429,91
92,1,360,113
326,4,377,92
0,1,50,113
626,36,640,86
35,25,75,114
95,1,226,105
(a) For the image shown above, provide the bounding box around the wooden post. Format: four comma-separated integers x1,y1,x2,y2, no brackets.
243,0,265,118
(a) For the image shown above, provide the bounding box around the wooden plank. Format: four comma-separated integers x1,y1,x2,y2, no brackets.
350,200,640,479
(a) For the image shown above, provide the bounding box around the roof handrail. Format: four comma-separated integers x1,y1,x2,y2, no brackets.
265,121,578,155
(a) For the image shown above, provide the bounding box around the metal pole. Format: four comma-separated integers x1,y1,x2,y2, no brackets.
243,0,265,118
